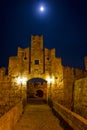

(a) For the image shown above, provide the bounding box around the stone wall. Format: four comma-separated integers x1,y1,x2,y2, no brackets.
17,47,30,74
75,68,87,80
0,67,6,80
74,78,87,119
0,69,22,117
0,80,21,117
31,36,44,74
63,66,74,109
53,102,87,130
51,57,64,104
8,47,29,76
8,56,21,76
0,102,23,130
84,56,87,71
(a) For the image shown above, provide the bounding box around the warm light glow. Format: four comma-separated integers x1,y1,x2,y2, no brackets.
16,77,27,85
46,76,54,84
40,6,44,12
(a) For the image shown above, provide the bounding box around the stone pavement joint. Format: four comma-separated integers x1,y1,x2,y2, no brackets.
15,104,63,130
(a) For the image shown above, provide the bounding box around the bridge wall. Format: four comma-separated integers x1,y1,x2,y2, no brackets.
53,102,87,130
0,102,23,130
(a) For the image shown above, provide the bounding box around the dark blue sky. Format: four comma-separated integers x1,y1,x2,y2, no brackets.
1,0,87,69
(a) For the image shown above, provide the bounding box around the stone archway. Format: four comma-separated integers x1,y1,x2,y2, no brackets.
27,78,47,103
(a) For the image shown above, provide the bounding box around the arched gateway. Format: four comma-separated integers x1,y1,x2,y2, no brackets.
27,78,47,103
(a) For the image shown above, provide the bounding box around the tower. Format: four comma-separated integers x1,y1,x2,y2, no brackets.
30,35,44,74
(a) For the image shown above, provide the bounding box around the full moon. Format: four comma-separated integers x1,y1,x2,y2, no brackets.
40,6,44,12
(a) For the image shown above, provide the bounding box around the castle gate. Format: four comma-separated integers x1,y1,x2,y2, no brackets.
27,78,47,103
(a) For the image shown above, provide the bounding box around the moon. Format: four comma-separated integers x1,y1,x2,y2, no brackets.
40,6,44,12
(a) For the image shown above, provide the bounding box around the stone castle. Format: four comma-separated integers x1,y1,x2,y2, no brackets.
0,35,87,119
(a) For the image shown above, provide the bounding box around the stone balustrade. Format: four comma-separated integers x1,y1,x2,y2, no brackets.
53,102,87,130
0,102,23,130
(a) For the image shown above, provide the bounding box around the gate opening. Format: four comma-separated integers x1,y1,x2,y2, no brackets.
27,78,47,103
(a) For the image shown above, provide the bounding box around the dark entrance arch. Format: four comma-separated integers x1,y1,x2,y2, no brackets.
27,78,47,104
36,90,44,97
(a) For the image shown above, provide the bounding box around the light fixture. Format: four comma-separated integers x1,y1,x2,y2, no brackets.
16,77,27,85
46,76,54,84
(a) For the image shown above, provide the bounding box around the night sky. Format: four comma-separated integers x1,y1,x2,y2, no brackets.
1,0,87,69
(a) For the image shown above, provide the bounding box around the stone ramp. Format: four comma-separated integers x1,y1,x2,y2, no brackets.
15,104,64,130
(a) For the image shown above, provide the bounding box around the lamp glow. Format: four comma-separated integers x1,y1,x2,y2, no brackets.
17,77,27,85
47,76,54,84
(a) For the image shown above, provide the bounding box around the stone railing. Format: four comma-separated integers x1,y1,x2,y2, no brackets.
53,102,87,130
0,102,23,130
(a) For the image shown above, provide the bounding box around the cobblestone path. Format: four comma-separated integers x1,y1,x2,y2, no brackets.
15,104,64,130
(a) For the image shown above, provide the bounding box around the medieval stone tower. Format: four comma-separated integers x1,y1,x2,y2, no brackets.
30,35,44,74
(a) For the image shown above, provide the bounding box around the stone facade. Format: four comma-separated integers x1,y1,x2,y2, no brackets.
63,67,74,109
8,35,65,105
0,35,87,119
0,68,21,116
74,78,87,119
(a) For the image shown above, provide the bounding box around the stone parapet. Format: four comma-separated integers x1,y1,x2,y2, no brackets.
53,102,87,130
0,102,23,130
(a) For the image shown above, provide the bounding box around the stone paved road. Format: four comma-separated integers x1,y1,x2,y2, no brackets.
15,104,64,130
